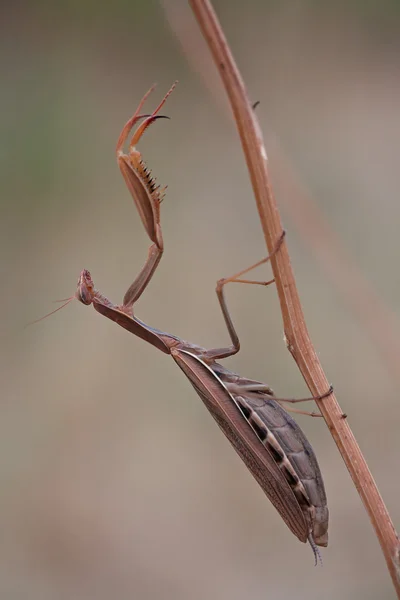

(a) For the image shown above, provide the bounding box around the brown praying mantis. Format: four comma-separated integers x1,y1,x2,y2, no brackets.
73,83,330,563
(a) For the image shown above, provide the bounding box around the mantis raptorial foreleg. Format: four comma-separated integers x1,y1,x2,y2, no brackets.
115,82,177,310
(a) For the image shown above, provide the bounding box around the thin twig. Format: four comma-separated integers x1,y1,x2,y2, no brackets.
189,0,400,594
163,0,400,387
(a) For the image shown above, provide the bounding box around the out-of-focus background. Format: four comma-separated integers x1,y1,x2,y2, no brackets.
2,1,400,598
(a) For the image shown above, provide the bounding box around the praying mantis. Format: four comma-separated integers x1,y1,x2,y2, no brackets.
75,83,330,562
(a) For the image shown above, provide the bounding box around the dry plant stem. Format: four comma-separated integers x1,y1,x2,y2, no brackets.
189,0,400,593
162,0,400,389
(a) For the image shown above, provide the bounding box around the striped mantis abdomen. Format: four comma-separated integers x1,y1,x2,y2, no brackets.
171,348,328,551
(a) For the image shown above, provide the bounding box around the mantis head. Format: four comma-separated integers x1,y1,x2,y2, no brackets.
76,269,95,305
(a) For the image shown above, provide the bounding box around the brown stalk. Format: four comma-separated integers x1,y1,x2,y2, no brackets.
189,0,400,594
162,0,400,388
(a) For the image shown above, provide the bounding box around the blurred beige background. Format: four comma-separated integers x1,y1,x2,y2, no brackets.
2,1,400,598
